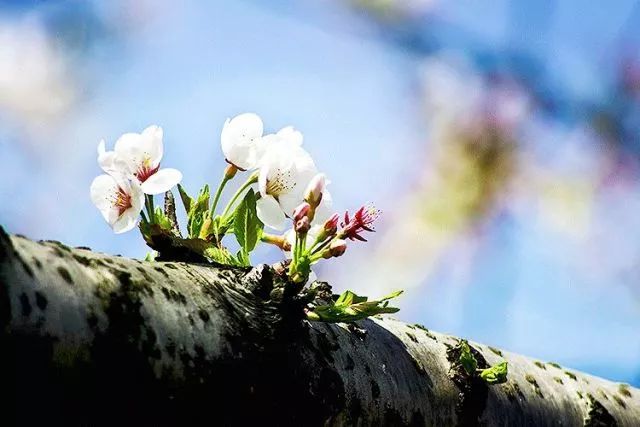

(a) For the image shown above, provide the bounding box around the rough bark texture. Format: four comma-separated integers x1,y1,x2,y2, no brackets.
1,227,639,426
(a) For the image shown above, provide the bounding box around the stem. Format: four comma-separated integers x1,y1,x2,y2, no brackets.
221,173,258,219
210,165,238,219
310,236,334,256
145,195,155,224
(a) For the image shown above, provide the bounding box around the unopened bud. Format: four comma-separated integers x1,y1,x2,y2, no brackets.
304,173,326,208
293,202,311,222
295,216,311,234
261,233,292,251
323,239,347,258
224,164,238,180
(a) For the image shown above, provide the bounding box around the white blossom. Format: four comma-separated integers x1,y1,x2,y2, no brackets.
255,127,318,230
99,125,182,195
220,113,266,170
90,174,144,234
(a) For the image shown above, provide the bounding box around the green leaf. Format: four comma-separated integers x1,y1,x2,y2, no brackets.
233,189,263,263
154,206,174,233
187,185,210,238
458,340,478,375
204,246,241,266
177,184,193,213
144,251,158,262
308,289,403,323
480,362,508,385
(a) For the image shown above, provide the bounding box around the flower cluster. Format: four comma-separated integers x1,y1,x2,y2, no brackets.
90,113,402,322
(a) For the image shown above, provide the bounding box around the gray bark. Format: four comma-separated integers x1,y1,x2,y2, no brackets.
0,226,638,426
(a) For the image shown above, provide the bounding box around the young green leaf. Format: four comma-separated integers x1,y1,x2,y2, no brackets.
177,183,193,213
233,189,263,264
480,361,508,385
308,290,403,323
187,185,210,238
458,340,478,375
205,246,241,266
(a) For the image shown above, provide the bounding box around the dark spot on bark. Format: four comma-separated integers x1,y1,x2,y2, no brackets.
612,394,626,409
410,411,426,427
503,381,525,402
618,384,632,398
487,346,502,357
154,266,169,277
165,263,178,269
315,329,338,363
585,393,618,426
370,379,380,398
446,340,490,426
72,254,92,266
18,257,34,278
19,293,32,317
188,314,195,325
524,374,544,398
548,361,561,369
406,331,418,343
553,377,564,385
34,292,47,311
364,363,371,374
344,354,354,371
32,257,43,269
75,246,92,250
534,361,546,370
57,266,73,285
564,370,577,381
198,309,210,323
136,266,153,282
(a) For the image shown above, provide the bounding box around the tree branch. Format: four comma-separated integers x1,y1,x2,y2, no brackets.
0,227,638,426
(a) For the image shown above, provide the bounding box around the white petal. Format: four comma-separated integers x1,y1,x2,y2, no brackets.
113,132,145,173
279,192,303,218
90,174,118,221
276,126,303,146
112,209,139,234
256,195,286,230
258,163,270,196
140,168,182,195
141,125,164,166
97,140,119,174
313,189,333,225
221,113,263,170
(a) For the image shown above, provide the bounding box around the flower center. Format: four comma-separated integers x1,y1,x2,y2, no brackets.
134,156,160,183
113,187,132,217
266,169,294,196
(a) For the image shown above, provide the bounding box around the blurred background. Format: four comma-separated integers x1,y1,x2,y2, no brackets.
1,0,639,386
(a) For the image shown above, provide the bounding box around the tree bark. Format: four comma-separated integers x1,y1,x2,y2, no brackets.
0,227,638,426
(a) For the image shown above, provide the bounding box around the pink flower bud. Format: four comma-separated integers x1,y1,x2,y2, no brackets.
304,173,326,208
323,239,347,258
295,216,311,234
293,202,311,222
323,213,339,236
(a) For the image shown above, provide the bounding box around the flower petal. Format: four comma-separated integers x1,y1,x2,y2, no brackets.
256,195,286,230
279,192,303,218
140,168,182,195
221,113,263,170
276,126,303,146
141,125,164,166
111,208,139,234
90,174,118,222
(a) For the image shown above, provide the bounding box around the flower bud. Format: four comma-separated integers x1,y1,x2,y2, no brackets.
304,173,326,208
293,202,311,222
323,239,347,258
295,216,311,234
224,164,238,180
323,213,339,236
261,233,292,251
